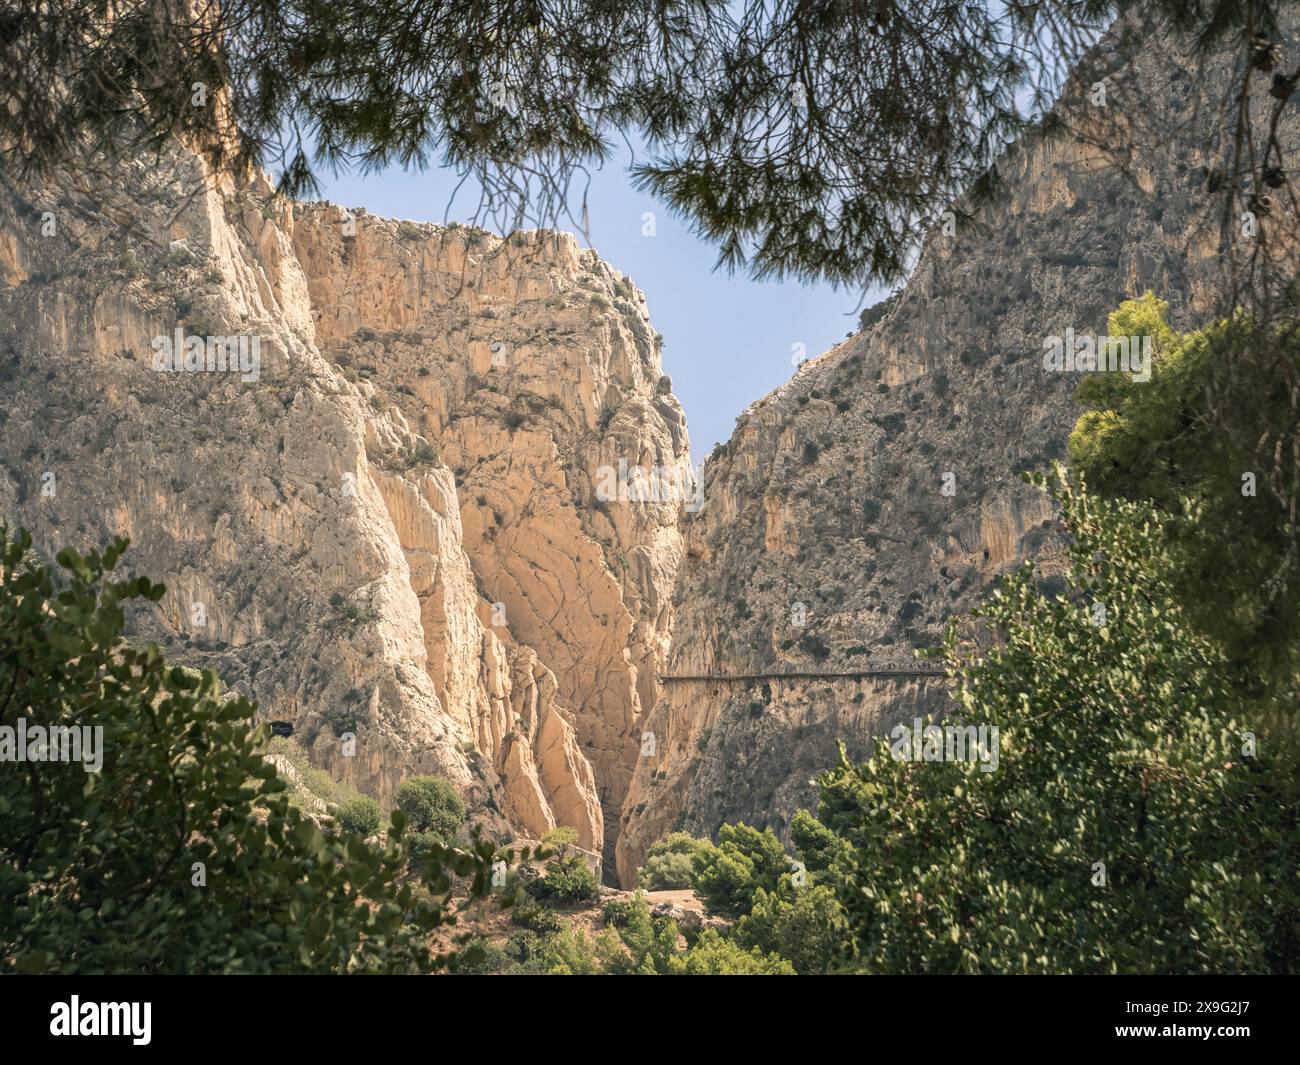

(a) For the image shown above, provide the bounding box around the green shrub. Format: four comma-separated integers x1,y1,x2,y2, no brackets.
541,825,579,854
543,925,605,974
602,896,636,928
735,882,848,974
857,292,899,333
502,930,549,972
396,775,466,842
336,795,382,836
797,632,831,662
526,854,601,905
665,929,795,975
519,891,793,975
691,823,790,918
639,832,707,890
597,892,678,974
511,896,565,933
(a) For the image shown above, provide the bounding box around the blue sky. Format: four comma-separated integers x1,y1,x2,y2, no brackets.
311,156,886,463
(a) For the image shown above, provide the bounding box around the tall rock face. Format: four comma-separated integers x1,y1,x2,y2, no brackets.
615,15,1287,883
288,208,690,871
0,140,689,870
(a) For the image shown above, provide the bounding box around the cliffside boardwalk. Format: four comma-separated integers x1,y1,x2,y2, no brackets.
660,669,947,682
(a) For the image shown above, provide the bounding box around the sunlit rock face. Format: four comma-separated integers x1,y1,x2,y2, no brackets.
0,142,690,874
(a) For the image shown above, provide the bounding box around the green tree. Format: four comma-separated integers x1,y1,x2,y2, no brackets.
638,831,707,890
691,822,791,918
3,2,1283,288
543,925,605,975
814,473,1299,973
397,774,466,842
596,892,678,975
0,528,500,974
1069,295,1300,679
664,929,795,975
336,795,382,837
734,880,848,975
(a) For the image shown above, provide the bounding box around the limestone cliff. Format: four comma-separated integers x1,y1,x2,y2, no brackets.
0,141,689,871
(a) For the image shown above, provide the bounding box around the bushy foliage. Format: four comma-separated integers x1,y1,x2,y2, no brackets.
526,854,601,905
540,825,579,853
454,936,510,975
639,831,707,890
542,925,606,975
857,291,900,333
0,528,497,974
602,896,636,928
510,896,564,933
336,795,382,837
1069,295,1300,675
453,929,553,975
663,930,795,975
735,880,848,975
595,893,679,975
396,775,466,843
691,823,792,918
814,473,1300,973
540,892,792,975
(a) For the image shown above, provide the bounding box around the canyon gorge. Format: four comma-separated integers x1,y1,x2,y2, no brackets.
0,11,1274,886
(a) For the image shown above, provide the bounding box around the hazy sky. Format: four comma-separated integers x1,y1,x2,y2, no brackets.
311,155,886,464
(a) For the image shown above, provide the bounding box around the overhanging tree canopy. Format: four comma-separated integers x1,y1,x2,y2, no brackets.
1,0,1293,286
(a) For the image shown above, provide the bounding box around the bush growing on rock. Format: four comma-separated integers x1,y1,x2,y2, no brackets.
541,825,579,853
336,795,382,837
396,774,466,842
639,831,708,890
526,854,601,905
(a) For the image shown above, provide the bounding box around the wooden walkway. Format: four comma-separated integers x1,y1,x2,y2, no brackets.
660,669,947,683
